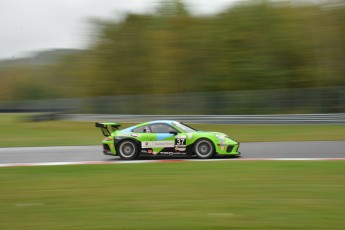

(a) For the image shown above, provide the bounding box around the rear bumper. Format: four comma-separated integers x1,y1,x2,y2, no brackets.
103,150,115,156
102,143,116,156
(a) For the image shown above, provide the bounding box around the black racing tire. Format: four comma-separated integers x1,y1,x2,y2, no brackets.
117,140,139,160
194,138,215,159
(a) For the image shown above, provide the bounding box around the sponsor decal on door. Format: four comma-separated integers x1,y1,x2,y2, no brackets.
141,140,175,148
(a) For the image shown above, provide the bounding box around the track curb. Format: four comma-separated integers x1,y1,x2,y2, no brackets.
1,158,345,168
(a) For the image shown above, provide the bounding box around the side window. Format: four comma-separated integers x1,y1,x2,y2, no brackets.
150,123,178,133
132,125,149,133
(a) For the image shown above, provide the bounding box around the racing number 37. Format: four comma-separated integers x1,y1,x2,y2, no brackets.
175,138,185,146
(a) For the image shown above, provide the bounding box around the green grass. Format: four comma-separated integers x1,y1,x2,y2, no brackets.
0,113,344,147
0,114,101,147
0,161,344,230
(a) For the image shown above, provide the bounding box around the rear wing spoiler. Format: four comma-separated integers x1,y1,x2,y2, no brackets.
95,122,121,137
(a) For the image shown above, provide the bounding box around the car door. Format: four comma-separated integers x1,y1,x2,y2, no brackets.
149,123,179,154
130,124,157,153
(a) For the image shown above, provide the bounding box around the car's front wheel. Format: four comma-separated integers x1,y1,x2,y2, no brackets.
118,140,138,160
194,139,214,159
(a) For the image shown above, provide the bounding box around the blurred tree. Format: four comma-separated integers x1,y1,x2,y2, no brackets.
0,0,344,101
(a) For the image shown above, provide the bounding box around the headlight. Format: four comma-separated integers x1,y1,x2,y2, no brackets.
215,134,226,140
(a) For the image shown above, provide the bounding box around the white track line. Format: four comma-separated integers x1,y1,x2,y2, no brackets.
0,158,345,168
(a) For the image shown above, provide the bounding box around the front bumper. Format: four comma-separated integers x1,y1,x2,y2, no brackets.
216,141,240,156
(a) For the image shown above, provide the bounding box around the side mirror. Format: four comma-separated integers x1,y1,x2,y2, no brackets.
169,131,178,136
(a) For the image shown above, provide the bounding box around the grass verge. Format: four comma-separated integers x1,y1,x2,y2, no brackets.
0,161,344,230
0,113,344,147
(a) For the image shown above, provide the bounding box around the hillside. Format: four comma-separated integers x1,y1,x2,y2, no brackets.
0,49,83,68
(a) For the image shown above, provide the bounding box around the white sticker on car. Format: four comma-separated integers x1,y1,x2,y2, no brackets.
141,140,175,148
175,137,186,146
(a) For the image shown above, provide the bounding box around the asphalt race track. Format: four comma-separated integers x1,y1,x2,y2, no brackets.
0,141,344,166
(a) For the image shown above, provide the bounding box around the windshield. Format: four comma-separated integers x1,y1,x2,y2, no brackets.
172,122,197,133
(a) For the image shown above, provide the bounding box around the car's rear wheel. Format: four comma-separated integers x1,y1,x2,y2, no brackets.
194,139,214,159
118,140,138,160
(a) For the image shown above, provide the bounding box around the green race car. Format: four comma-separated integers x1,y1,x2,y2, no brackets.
96,120,241,160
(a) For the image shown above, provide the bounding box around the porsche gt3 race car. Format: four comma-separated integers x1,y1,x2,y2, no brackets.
96,120,241,160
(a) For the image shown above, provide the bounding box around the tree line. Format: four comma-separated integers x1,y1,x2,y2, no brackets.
1,0,344,101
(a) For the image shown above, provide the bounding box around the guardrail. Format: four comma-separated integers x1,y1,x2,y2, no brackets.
2,87,344,115
62,113,345,124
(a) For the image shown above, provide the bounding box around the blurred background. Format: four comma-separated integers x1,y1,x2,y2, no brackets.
0,0,344,115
